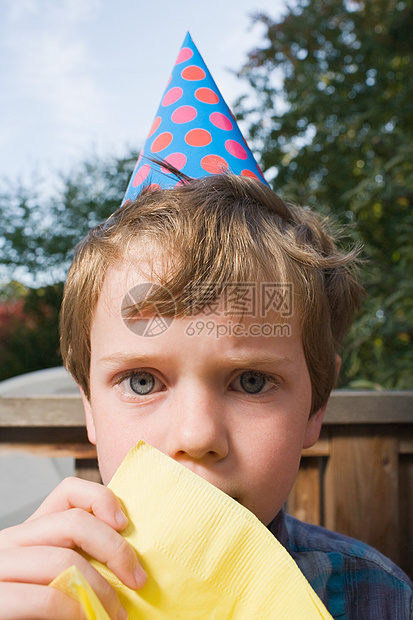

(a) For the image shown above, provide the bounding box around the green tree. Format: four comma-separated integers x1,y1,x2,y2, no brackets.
236,0,413,388
0,151,137,285
0,282,63,381
0,151,136,380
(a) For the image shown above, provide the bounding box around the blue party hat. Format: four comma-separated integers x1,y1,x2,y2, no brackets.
122,32,267,203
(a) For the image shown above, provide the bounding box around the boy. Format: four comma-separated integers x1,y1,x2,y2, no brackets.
1,31,412,619
0,172,412,619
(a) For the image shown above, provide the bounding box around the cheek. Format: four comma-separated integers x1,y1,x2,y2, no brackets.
245,423,306,524
263,448,301,509
93,409,169,485
93,418,136,485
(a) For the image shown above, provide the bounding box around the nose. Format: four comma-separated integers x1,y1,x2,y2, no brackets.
165,385,229,464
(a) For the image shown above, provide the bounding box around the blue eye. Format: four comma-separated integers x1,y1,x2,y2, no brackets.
239,371,266,394
129,372,155,395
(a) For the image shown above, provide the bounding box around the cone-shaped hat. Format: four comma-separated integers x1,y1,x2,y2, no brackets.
123,32,267,203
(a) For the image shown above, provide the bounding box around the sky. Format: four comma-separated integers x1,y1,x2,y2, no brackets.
0,0,286,190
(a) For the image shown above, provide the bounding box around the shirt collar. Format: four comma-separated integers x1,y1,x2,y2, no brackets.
267,508,291,553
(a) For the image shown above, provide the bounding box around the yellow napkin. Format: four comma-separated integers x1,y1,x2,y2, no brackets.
51,441,333,619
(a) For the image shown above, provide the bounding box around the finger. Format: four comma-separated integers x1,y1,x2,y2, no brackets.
28,477,129,532
0,582,84,620
5,509,146,589
0,546,127,620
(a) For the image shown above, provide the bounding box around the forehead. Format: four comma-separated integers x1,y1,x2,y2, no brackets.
92,263,306,381
100,256,295,324
93,261,300,366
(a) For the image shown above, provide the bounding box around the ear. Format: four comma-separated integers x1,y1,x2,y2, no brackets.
302,403,326,448
335,354,342,380
80,387,96,446
303,354,341,449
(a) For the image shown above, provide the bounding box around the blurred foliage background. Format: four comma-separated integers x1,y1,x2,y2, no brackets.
234,0,413,389
0,0,412,388
0,154,136,381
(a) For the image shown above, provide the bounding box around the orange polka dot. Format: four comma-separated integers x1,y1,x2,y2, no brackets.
195,87,219,104
151,132,173,153
185,129,212,147
201,155,229,174
181,65,206,81
241,169,260,179
147,183,161,192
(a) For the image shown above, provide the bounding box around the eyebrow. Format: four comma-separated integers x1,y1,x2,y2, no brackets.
222,354,293,369
98,352,292,369
98,353,164,367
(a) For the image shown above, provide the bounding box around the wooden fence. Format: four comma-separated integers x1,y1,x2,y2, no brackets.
1,390,412,578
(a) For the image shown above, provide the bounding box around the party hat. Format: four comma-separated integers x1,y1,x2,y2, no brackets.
122,32,267,203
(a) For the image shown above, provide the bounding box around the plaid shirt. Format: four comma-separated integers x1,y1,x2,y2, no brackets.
268,510,413,619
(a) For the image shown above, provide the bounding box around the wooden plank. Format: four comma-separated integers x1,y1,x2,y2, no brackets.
399,438,413,455
287,457,321,526
0,443,96,458
0,396,85,427
1,391,412,427
0,437,326,460
0,427,90,444
75,458,101,483
324,430,400,564
324,390,413,424
301,437,331,457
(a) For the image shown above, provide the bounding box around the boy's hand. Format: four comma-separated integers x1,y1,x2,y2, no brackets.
0,477,147,619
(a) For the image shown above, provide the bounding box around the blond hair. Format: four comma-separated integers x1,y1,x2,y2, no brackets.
60,174,363,414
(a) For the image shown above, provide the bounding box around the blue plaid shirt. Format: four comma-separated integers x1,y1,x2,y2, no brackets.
268,510,413,619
